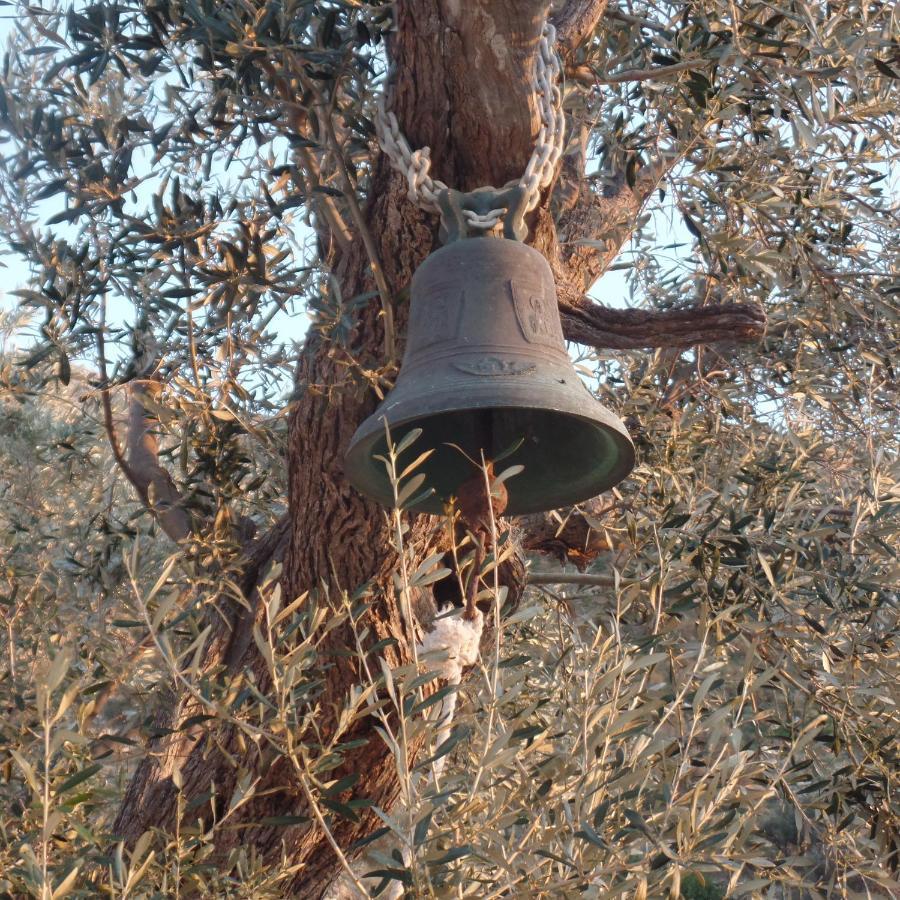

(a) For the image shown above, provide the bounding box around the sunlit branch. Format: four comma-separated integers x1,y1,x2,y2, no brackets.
528,572,615,586
569,58,711,84
96,302,192,544
560,300,767,350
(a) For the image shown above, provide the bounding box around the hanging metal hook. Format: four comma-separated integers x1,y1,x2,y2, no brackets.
436,185,530,244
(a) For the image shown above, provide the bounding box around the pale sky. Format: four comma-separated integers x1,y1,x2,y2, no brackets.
0,13,681,359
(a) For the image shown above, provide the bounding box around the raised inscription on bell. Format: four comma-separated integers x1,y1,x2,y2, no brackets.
454,357,537,377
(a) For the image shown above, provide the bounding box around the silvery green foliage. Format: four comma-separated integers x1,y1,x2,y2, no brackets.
0,1,897,896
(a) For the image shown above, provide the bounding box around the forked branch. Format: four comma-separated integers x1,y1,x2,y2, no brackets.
554,158,674,297
551,152,766,351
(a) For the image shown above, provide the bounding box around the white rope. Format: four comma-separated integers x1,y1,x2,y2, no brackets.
323,609,483,900
418,606,483,684
375,22,565,232
417,606,483,780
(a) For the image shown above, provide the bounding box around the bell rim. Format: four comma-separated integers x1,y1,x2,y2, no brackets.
344,397,635,515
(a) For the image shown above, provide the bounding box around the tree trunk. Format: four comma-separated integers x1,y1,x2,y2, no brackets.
113,3,550,896
281,8,550,892
111,1,767,893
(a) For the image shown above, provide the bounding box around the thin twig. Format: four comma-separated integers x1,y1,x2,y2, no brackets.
295,144,353,252
570,58,712,84
311,83,396,361
97,297,142,495
604,7,673,33
468,453,504,800
527,572,616,587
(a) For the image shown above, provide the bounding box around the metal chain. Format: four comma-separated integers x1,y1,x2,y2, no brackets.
375,22,565,232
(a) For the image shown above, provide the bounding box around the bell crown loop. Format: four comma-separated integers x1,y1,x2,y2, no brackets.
344,239,635,515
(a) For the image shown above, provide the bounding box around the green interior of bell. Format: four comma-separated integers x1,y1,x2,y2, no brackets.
359,407,627,515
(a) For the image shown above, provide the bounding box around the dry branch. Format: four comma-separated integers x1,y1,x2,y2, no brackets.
124,379,192,544
96,325,191,544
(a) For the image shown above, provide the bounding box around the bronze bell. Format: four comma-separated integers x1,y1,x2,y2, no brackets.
344,238,634,515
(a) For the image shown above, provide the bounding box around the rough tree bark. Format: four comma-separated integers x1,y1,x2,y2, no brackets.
111,1,765,896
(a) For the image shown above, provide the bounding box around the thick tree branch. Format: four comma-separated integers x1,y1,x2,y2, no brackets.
547,147,766,351
560,300,767,350
553,0,610,59
551,162,766,350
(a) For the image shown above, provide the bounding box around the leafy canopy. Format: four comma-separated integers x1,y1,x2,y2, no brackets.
0,0,898,897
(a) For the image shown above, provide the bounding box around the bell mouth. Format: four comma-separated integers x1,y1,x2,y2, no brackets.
344,405,634,516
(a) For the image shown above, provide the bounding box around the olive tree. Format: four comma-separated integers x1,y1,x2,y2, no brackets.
0,1,897,896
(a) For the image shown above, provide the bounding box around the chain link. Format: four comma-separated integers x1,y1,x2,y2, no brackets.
375,22,565,232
